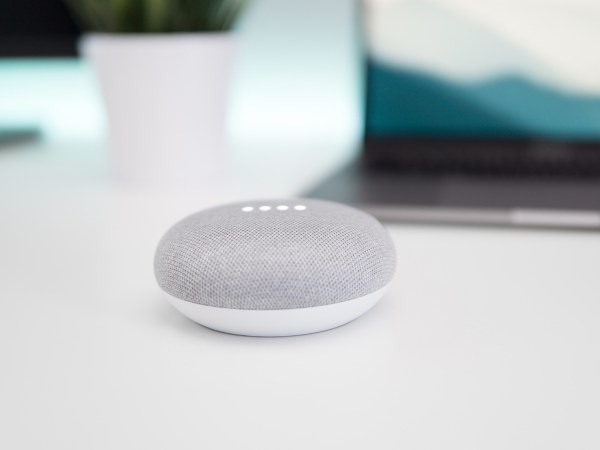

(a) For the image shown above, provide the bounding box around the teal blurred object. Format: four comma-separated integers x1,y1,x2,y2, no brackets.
0,127,40,147
366,61,600,140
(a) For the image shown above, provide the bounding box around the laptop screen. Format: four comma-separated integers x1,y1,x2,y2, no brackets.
363,0,600,140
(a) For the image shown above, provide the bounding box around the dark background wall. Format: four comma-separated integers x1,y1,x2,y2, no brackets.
0,0,80,56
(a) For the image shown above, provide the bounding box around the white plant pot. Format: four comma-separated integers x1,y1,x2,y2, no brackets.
81,33,236,186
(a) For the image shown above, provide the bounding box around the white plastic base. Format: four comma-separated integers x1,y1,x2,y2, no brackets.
165,282,392,337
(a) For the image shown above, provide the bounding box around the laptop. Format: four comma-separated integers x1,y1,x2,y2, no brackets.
307,1,600,230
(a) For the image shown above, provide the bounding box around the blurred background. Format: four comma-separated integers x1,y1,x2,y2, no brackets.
0,0,361,194
1,0,600,211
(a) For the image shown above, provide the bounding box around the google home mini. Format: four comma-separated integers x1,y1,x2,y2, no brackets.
154,199,396,336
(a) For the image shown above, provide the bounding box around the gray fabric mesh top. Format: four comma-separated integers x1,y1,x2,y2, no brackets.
154,199,396,310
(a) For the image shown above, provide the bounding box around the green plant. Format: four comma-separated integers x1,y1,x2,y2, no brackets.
64,0,245,33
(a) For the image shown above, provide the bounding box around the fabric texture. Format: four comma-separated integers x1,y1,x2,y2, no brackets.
154,199,396,310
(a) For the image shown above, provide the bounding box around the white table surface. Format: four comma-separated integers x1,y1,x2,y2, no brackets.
1,139,600,450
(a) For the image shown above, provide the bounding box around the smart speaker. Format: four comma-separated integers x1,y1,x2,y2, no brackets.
154,199,396,336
